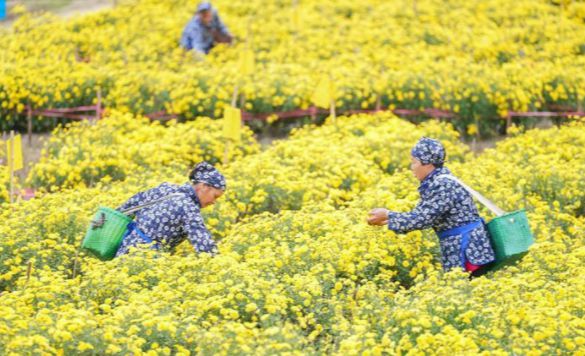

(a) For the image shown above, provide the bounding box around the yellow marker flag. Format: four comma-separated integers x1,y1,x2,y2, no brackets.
239,49,255,76
312,75,335,109
6,134,23,171
223,106,241,143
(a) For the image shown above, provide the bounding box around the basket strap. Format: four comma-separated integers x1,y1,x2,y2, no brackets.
437,175,506,217
120,193,184,216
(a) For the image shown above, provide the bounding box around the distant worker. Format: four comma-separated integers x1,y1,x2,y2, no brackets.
180,2,233,55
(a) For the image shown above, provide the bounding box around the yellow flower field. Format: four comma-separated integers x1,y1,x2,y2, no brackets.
2,0,585,353
1,113,585,354
26,111,259,190
1,0,585,134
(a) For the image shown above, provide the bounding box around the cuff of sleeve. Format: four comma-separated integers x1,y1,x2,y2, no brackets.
386,211,403,233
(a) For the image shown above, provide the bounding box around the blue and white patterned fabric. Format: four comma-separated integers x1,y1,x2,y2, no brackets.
115,182,217,257
180,8,231,54
387,167,496,270
411,137,446,166
197,2,212,12
189,162,226,190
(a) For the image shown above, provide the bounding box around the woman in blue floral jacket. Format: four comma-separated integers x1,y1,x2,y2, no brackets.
115,162,226,257
368,137,496,277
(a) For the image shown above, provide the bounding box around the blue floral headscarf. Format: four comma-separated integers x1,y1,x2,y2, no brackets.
189,162,227,190
197,2,212,13
411,137,446,166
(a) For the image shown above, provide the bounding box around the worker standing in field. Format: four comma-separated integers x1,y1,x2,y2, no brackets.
115,162,226,257
180,2,233,55
367,137,496,278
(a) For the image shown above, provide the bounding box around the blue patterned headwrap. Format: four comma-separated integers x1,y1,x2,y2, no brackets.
411,137,446,166
197,2,212,13
189,162,226,190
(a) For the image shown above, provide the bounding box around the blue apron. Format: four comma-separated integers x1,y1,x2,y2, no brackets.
437,219,483,268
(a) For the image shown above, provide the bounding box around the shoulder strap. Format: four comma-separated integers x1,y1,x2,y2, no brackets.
120,193,184,216
436,174,506,217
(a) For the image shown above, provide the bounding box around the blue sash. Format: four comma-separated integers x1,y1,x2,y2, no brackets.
123,221,156,245
437,219,483,268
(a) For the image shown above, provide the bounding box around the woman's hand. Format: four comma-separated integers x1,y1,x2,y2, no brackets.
367,208,390,226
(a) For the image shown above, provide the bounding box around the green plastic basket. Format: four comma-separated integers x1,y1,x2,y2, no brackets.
81,207,132,261
486,209,534,263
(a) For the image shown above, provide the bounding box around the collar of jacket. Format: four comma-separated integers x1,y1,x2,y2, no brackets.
418,166,451,194
179,183,202,207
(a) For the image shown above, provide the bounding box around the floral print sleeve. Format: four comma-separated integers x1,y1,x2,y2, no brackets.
387,186,455,234
182,200,218,255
